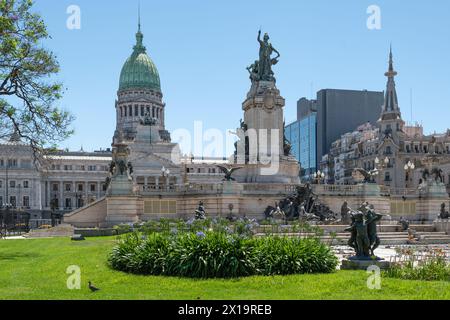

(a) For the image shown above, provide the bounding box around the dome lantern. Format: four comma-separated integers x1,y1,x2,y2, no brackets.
118,21,161,92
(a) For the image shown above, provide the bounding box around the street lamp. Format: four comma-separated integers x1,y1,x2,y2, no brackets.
161,167,170,190
374,156,390,184
313,170,325,184
404,161,415,188
375,156,390,167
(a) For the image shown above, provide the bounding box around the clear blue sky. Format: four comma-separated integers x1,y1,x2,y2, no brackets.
33,0,450,155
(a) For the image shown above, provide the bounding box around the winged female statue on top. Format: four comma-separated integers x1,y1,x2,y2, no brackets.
247,30,280,83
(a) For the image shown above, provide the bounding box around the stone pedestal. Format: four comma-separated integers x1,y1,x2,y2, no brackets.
105,196,142,226
222,181,244,195
356,183,381,197
341,258,391,270
236,80,300,184
109,175,134,196
417,183,448,221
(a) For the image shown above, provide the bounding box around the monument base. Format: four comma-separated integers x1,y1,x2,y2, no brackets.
341,258,391,270
108,176,133,196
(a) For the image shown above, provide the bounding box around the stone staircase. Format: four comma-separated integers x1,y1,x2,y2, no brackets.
323,231,450,245
24,224,75,238
255,224,450,245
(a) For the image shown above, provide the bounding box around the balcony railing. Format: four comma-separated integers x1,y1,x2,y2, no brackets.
313,184,419,197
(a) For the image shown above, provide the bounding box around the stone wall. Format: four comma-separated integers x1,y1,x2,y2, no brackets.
63,197,107,228
434,220,450,234
105,196,142,227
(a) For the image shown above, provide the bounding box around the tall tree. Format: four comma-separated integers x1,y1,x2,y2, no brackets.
0,0,73,161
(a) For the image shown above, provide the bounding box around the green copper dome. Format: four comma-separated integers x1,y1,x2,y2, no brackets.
119,27,161,92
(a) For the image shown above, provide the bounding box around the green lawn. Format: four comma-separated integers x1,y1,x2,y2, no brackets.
0,237,448,300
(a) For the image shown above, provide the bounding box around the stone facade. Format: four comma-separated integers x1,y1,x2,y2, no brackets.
0,138,111,219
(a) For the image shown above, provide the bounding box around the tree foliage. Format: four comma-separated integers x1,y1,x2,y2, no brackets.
0,0,73,159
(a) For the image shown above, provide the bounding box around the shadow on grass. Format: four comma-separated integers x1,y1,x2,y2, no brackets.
0,252,41,261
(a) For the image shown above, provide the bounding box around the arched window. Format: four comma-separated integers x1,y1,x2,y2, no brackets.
124,106,127,117
120,107,123,117
385,146,392,155
152,106,155,118
128,106,132,117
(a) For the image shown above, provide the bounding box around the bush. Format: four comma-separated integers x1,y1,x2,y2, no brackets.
167,232,256,278
113,224,133,235
109,231,338,278
253,236,338,275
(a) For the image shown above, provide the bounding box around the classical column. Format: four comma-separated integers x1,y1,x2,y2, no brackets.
155,177,159,190
144,177,148,191
46,180,50,208
97,181,101,199
59,181,64,209
84,181,88,203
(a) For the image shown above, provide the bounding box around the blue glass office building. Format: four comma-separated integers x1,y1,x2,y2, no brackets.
286,111,317,179
285,90,383,181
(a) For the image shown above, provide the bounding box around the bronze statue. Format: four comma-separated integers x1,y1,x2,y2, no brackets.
352,168,378,183
263,184,337,223
254,30,280,82
365,205,383,256
195,201,206,220
341,201,351,224
345,212,370,257
239,119,248,132
283,122,292,156
399,216,410,231
246,60,260,82
439,203,450,219
140,111,158,126
217,165,243,181
345,203,384,259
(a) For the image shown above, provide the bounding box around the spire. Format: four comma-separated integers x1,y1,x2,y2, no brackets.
138,1,141,32
133,3,146,54
381,45,400,118
9,128,21,143
385,44,397,78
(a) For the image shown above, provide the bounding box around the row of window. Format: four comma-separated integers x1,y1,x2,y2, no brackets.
0,159,32,169
50,164,108,172
118,90,160,98
118,104,163,119
186,168,217,174
51,182,107,193
405,144,450,154
0,180,30,189
0,196,30,208
51,197,85,209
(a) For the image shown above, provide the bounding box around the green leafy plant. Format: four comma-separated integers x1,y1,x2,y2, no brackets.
113,224,133,235
109,230,339,278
